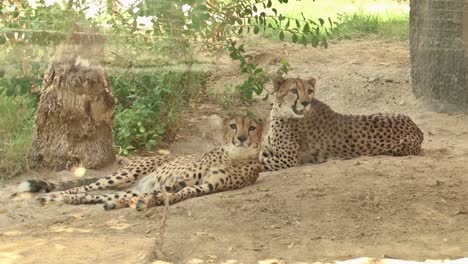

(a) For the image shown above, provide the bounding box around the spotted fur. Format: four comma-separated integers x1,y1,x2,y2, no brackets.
23,115,263,210
260,77,424,171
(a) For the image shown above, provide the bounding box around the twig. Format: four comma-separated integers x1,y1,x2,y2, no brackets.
148,190,170,262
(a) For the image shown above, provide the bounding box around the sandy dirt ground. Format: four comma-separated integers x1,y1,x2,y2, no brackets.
1,37,467,264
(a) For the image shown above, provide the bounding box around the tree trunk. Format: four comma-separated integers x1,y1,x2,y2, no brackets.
410,0,468,112
29,27,116,170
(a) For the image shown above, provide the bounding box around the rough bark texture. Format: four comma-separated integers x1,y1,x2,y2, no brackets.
410,0,468,112
29,27,116,170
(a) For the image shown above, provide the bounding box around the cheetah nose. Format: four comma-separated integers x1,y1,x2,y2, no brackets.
301,101,310,107
237,135,247,143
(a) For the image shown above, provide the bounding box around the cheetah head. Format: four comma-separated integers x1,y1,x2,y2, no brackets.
222,115,264,160
271,76,317,119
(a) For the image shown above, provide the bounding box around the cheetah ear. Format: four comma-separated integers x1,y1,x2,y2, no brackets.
308,77,317,88
272,76,286,91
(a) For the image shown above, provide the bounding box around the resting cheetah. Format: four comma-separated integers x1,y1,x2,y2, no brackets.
260,77,424,171
18,115,263,210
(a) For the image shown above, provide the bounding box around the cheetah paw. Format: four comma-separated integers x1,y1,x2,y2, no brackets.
36,194,60,205
36,196,47,205
135,200,147,211
103,203,116,211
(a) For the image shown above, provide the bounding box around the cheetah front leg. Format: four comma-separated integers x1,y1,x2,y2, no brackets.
260,149,300,171
131,169,243,210
38,191,140,205
102,177,196,211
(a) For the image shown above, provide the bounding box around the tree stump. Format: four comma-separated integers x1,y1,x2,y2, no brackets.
29,26,116,170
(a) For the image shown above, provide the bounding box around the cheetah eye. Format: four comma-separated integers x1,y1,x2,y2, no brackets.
307,89,314,94
249,126,256,131
230,124,237,129
290,89,298,94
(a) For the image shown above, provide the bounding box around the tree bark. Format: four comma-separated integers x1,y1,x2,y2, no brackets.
29,26,116,170
410,0,468,112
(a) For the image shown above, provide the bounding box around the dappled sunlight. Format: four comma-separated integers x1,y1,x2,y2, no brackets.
70,165,87,178
1,230,23,236
105,217,130,230
49,225,92,233
271,0,409,22
0,251,22,264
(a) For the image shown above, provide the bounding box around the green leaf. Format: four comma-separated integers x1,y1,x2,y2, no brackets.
322,38,328,49
254,26,259,34
285,20,290,29
267,0,272,8
292,34,298,43
301,35,308,45
303,23,310,33
279,31,285,40
238,27,243,34
295,19,300,29
311,35,319,47
272,8,277,15
318,18,325,26
253,5,257,12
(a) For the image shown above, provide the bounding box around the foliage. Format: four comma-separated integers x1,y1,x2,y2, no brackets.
331,12,408,40
227,42,269,102
126,0,329,103
0,0,329,177
260,0,409,41
0,92,34,180
111,70,203,155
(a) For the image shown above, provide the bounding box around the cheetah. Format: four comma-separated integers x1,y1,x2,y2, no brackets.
18,115,263,210
260,77,424,171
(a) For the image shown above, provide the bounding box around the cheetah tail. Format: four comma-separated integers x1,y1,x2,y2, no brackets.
17,178,99,193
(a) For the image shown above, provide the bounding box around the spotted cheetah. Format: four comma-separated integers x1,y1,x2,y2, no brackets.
18,115,263,210
260,77,424,171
